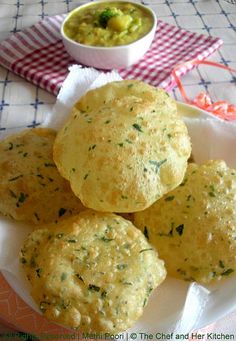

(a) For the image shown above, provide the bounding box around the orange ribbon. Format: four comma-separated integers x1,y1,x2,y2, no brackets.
171,59,236,121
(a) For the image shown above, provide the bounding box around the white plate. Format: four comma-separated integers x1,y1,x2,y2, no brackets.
1,97,236,336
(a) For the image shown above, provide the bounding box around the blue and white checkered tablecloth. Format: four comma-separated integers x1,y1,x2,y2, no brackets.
0,0,236,336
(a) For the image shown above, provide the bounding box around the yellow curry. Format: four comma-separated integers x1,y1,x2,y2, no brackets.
63,2,154,47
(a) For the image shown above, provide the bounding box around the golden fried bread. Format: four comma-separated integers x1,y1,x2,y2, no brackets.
0,128,85,224
20,210,166,332
134,160,236,284
53,80,191,212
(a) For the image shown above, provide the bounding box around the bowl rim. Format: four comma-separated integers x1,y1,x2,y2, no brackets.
60,0,157,50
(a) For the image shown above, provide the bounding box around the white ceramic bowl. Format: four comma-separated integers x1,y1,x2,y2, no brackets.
61,1,157,70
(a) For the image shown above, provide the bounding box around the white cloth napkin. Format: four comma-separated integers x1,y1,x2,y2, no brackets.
0,65,236,336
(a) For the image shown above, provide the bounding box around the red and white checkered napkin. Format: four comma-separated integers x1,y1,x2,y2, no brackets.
0,14,223,96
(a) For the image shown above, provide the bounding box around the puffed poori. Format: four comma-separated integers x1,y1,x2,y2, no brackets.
53,80,191,212
134,160,236,284
20,210,166,332
0,128,85,224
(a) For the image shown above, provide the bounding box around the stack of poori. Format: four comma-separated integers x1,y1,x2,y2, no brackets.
0,80,235,333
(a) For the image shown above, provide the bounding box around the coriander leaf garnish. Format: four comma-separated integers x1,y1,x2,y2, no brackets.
99,8,117,28
7,142,14,150
61,272,67,281
165,195,175,201
209,192,216,197
20,257,27,264
149,159,167,173
44,163,56,167
36,268,42,278
221,268,234,276
219,260,225,269
180,178,188,186
88,144,96,151
34,212,40,221
144,226,149,240
101,290,107,299
116,264,127,270
88,284,100,292
75,273,84,282
8,174,23,182
132,123,143,132
58,207,67,217
18,192,28,203
176,224,184,236
100,236,114,242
